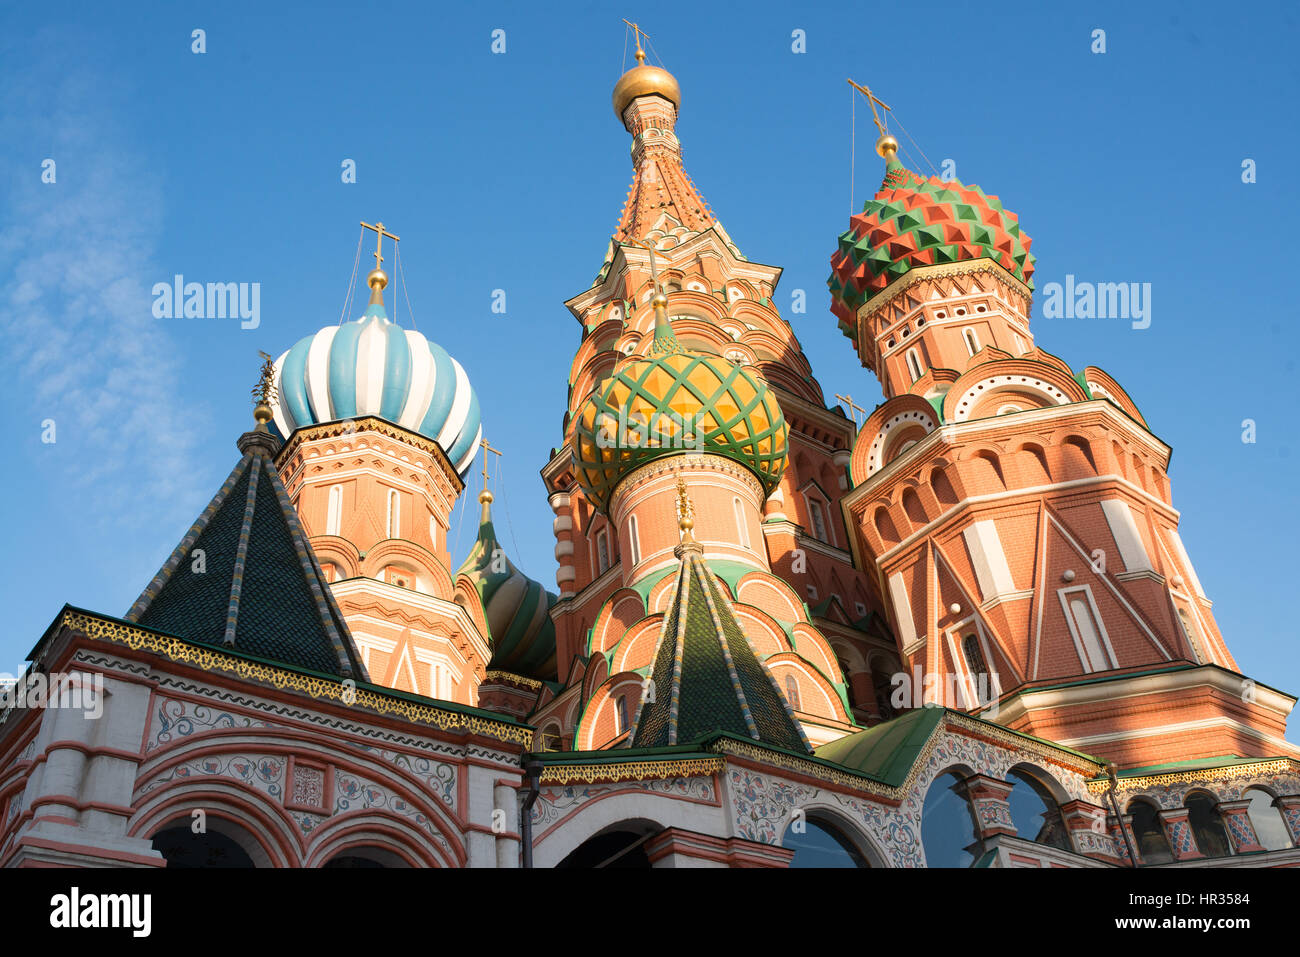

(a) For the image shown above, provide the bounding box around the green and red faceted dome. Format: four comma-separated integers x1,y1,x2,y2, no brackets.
828,147,1035,333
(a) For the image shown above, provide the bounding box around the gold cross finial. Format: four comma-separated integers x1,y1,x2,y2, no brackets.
835,393,868,431
360,220,400,270
675,475,696,541
623,19,648,64
478,437,502,499
846,79,892,135
251,351,278,426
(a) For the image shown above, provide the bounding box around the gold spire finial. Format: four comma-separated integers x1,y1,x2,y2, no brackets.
251,350,278,426
613,21,680,121
846,79,898,159
478,438,502,521
623,19,648,64
360,220,400,305
675,475,697,543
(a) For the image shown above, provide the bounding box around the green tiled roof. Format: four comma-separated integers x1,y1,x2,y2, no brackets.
1106,755,1289,780
814,707,944,787
631,540,810,753
124,428,366,679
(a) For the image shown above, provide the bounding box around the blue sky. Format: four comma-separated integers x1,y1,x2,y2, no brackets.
2,2,1297,740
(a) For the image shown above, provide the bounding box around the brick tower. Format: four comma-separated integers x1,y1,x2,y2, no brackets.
829,129,1297,766
514,36,900,753
269,228,490,704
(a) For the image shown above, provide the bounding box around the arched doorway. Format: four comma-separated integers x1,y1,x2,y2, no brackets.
321,845,409,868
921,771,980,867
1005,767,1070,850
783,816,870,867
152,825,256,868
557,824,655,868
1128,799,1173,865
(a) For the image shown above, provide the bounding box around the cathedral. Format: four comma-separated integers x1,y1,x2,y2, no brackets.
2,38,1297,870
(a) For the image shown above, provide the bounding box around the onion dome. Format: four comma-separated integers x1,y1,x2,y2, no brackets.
828,136,1035,332
572,293,788,513
612,42,681,119
272,269,482,479
456,491,558,682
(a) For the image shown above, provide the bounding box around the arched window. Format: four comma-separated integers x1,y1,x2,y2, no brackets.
960,633,994,707
614,693,629,735
628,514,641,565
541,725,565,751
962,327,980,356
596,528,611,574
805,497,828,542
386,488,400,539
837,658,858,710
1128,799,1173,865
733,497,750,549
872,669,897,720
961,633,988,678
906,348,924,383
326,485,343,536
784,675,802,712
1185,792,1232,858
1006,769,1070,850
783,817,869,868
921,772,980,867
1244,787,1293,850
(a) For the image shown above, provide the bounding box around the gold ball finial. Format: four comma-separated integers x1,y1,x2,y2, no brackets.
650,291,669,309
367,268,388,291
479,490,494,505
679,515,694,532
875,134,899,159
253,401,273,425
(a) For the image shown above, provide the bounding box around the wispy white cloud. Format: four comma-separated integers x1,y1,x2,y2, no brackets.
0,54,206,521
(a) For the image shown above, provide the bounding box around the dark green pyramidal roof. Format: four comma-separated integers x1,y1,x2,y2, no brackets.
455,492,558,682
125,425,367,679
631,532,810,753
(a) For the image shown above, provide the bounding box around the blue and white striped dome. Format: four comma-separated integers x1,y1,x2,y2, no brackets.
273,302,482,478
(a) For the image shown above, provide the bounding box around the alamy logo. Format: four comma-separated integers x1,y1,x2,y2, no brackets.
594,409,706,452
49,887,151,937
1039,274,1151,330
152,275,261,329
890,666,1001,717
0,671,104,719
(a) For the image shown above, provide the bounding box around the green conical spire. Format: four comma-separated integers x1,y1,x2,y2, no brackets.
647,291,683,356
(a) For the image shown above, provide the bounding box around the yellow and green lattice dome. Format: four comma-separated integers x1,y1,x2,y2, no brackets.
572,296,788,512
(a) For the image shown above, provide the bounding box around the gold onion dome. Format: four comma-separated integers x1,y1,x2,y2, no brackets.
612,48,681,119
572,297,788,513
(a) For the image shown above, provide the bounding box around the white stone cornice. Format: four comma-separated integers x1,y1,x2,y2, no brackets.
992,665,1298,729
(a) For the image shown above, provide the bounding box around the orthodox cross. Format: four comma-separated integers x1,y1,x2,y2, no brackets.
623,19,649,64
252,350,278,408
623,235,663,296
835,393,868,431
479,438,502,493
360,220,400,270
846,79,892,135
